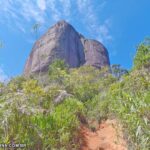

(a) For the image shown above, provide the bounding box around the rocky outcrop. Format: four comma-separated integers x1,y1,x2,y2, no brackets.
80,37,110,68
24,20,110,76
54,90,72,105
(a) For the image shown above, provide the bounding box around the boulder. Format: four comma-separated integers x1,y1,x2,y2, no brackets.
54,90,72,105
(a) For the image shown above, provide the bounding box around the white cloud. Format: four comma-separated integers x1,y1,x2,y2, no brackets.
0,0,112,42
98,19,113,42
47,0,61,21
46,0,71,21
0,67,8,82
0,0,46,28
37,0,46,11
77,0,89,12
76,0,112,43
20,1,46,23
59,0,71,17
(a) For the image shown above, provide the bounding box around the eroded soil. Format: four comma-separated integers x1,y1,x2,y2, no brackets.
80,119,127,150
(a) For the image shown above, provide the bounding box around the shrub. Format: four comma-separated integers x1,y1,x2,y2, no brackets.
134,39,150,69
48,59,69,84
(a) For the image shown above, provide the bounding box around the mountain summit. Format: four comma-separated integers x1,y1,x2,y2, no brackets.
24,20,110,75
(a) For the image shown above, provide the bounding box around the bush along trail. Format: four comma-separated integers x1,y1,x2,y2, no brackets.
0,39,150,149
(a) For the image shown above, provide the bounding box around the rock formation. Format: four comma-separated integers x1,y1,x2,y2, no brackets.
24,20,110,76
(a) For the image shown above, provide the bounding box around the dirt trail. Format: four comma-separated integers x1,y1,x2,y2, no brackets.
80,119,127,150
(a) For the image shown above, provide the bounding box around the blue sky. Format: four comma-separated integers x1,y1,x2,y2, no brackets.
0,0,150,81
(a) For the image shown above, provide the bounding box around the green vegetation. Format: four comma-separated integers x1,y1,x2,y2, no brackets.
134,38,150,69
111,64,128,79
48,59,69,84
0,39,150,149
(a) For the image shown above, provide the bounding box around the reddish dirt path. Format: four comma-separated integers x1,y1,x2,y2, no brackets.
80,119,127,150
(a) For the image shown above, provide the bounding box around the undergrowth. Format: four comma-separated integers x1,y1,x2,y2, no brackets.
0,39,150,149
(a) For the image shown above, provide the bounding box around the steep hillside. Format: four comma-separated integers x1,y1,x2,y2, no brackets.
0,36,150,149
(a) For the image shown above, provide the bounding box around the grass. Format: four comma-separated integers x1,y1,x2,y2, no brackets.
0,58,149,149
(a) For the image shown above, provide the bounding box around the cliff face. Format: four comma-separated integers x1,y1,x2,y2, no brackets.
24,20,110,76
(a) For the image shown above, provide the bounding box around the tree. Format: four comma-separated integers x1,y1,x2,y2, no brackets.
134,38,150,69
111,64,128,79
32,23,42,80
8,76,26,91
32,23,41,39
48,59,69,84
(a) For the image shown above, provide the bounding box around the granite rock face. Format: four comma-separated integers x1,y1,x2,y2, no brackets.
24,20,110,76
